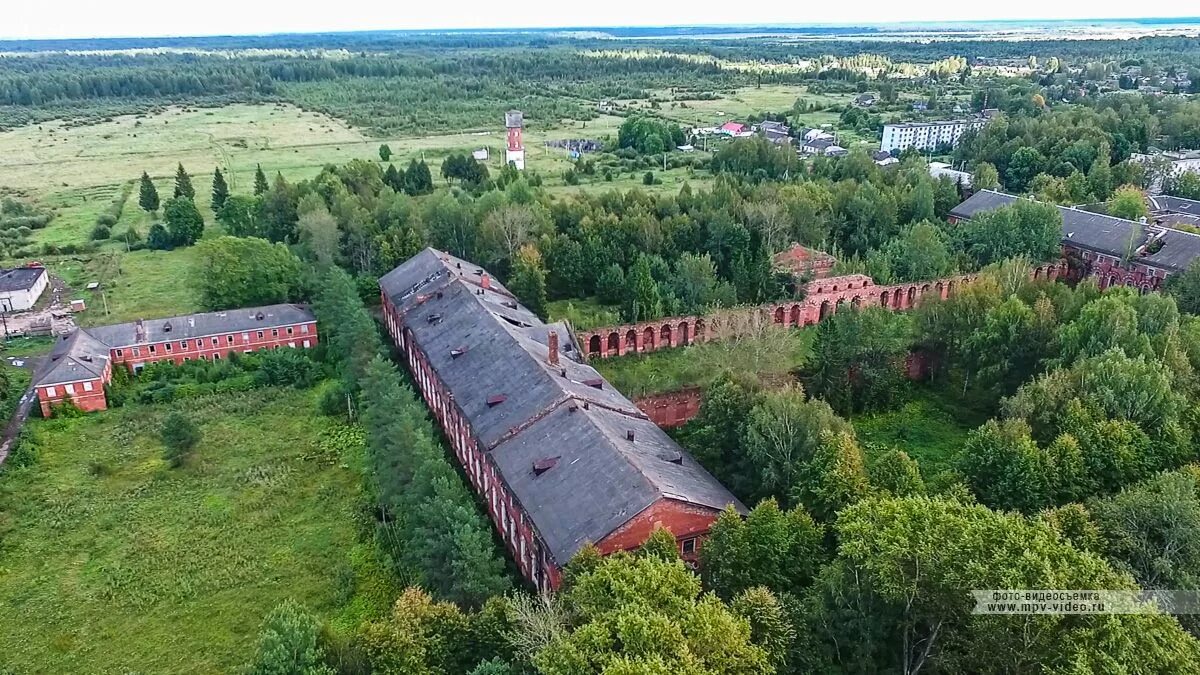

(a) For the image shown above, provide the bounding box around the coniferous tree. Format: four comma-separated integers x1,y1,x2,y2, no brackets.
138,171,160,212
383,163,404,192
211,168,229,211
173,163,195,200
253,164,269,196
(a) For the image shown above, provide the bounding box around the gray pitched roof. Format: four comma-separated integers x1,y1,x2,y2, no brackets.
35,329,110,386
0,266,45,293
382,249,744,565
84,304,314,348
1150,194,1200,215
950,189,1200,274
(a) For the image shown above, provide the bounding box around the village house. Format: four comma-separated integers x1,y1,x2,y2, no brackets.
0,264,48,312
950,190,1200,291
379,248,744,591
33,304,317,416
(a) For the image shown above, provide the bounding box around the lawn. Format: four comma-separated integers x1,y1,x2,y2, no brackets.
0,386,394,674
595,325,814,398
852,386,990,475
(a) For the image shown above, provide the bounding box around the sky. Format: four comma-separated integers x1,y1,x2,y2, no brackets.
3,1,1200,40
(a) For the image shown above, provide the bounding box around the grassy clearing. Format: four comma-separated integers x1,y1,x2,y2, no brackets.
0,386,394,674
595,326,814,398
853,386,990,474
547,297,621,330
46,247,203,326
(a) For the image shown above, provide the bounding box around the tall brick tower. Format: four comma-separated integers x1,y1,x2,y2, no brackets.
505,110,525,170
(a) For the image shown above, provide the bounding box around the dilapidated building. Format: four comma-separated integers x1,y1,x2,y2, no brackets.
380,248,744,590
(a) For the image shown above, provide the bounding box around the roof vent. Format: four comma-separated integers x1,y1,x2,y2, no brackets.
661,451,684,465
450,346,468,359
80,355,92,362
436,291,444,299
427,313,443,324
533,456,560,476
503,300,518,309
487,394,507,407
256,312,265,321
626,430,636,442
583,378,604,389
568,402,579,412
162,322,172,333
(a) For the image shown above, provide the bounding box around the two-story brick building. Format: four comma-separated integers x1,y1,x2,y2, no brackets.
380,248,744,591
949,189,1200,291
34,303,317,416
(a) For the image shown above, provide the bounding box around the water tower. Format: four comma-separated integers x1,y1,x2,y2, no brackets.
505,110,525,170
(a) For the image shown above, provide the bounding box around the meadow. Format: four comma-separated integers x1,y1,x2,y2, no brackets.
0,386,394,674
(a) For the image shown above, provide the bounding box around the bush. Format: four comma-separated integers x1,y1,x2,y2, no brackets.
161,411,200,467
247,599,335,675
643,171,656,186
96,213,118,227
90,224,111,240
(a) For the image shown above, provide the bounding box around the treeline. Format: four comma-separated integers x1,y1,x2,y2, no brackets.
313,267,510,606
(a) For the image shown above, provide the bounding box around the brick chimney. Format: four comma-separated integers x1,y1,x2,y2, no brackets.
548,330,559,367
134,318,146,343
481,273,491,290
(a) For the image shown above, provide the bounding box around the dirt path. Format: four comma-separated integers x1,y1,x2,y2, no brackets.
0,355,42,466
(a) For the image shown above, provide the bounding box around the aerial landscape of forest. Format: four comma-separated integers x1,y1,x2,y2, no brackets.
4,13,1200,674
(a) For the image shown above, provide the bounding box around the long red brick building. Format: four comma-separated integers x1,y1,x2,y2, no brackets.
34,304,317,416
380,248,744,591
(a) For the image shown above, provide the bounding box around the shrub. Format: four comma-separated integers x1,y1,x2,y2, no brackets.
90,224,111,240
96,213,118,227
247,599,335,675
161,411,200,467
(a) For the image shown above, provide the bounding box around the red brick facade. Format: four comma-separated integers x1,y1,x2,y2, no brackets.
635,388,704,428
36,314,318,417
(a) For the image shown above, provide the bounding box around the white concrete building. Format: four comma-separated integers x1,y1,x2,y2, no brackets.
0,266,48,312
929,161,973,188
881,118,989,153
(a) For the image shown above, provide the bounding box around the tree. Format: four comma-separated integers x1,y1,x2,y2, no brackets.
1005,146,1045,192
254,164,269,196
147,223,173,250
795,431,870,521
1088,151,1114,201
211,167,229,211
404,159,434,195
383,163,405,193
138,171,160,212
808,306,911,414
802,495,1200,674
173,162,195,200
533,552,771,674
954,199,1063,267
217,195,263,238
623,255,663,323
1109,184,1149,222
883,221,953,282
507,244,548,317
869,449,925,496
297,195,339,267
957,418,1052,512
973,162,1000,191
195,236,302,310
162,196,204,247
379,143,393,162
161,411,200,468
595,263,625,306
247,600,334,675
700,500,825,599
743,385,853,503
1165,259,1200,315
731,588,797,673
1091,471,1200,594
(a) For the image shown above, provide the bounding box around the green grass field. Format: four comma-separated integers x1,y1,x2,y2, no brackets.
0,387,394,674
595,325,814,398
852,386,990,474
